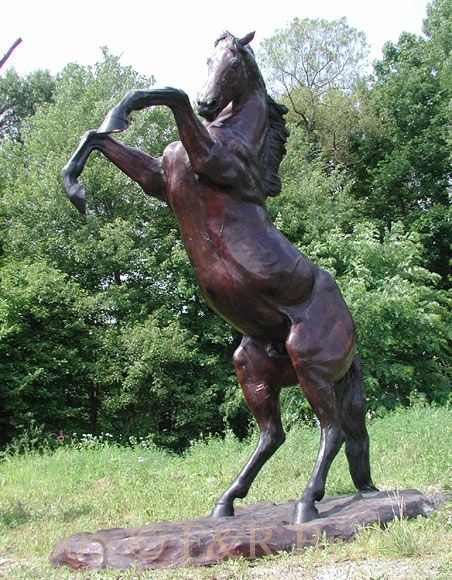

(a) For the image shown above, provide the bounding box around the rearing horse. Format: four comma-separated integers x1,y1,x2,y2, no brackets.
63,31,377,524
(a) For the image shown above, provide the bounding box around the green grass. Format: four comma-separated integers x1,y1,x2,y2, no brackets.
0,404,451,578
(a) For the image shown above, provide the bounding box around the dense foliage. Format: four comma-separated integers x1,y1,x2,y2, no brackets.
0,2,450,450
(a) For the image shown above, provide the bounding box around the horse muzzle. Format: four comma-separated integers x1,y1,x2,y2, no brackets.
197,98,221,121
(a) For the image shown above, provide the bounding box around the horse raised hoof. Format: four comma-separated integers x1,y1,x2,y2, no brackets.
62,165,86,214
210,502,235,519
98,109,130,134
67,183,86,214
292,500,320,524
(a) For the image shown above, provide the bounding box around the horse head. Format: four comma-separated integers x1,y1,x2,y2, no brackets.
197,31,260,121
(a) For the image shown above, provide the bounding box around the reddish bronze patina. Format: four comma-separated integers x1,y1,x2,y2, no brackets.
63,31,376,524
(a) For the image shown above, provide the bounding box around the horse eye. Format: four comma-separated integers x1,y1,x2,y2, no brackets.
231,60,240,70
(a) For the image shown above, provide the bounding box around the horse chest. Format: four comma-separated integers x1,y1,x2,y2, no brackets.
163,142,229,244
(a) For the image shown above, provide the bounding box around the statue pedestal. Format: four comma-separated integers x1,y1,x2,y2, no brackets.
50,489,434,570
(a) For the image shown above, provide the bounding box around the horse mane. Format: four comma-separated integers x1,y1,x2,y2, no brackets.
214,31,289,198
261,96,289,198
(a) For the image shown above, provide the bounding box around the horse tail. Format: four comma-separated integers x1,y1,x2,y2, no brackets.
335,356,377,491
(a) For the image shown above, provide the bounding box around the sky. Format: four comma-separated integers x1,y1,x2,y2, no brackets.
2,0,430,100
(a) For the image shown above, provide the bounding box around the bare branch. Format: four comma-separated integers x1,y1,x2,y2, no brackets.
0,38,22,70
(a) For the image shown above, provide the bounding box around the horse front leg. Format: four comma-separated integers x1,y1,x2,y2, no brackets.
62,131,166,214
98,88,217,176
98,88,193,135
62,130,99,213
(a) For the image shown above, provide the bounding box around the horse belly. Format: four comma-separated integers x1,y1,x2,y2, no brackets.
222,225,316,305
191,227,314,339
197,258,289,340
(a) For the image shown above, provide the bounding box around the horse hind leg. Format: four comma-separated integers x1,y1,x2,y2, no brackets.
335,356,378,493
210,336,294,519
286,323,346,524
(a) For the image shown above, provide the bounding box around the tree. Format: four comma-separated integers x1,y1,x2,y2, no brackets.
1,8,450,451
0,68,55,142
424,0,452,70
0,260,93,445
346,2,451,285
258,17,368,155
268,156,450,412
305,223,451,410
0,50,236,450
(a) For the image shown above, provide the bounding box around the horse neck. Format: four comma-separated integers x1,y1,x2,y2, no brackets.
231,86,268,150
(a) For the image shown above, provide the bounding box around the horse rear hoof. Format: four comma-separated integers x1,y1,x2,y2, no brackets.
292,501,319,524
360,484,379,493
210,503,234,519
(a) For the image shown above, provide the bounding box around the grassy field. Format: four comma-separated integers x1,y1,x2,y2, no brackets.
0,404,451,578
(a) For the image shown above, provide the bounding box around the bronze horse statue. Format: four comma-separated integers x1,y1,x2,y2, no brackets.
63,31,377,524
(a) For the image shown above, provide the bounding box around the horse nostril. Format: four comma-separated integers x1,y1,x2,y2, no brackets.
197,98,218,111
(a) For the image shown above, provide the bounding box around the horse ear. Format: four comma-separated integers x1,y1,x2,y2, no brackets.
238,31,255,46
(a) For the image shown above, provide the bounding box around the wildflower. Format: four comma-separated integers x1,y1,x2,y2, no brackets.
137,456,144,463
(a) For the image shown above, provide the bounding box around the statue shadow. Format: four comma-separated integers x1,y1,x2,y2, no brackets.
320,494,363,518
317,489,383,520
